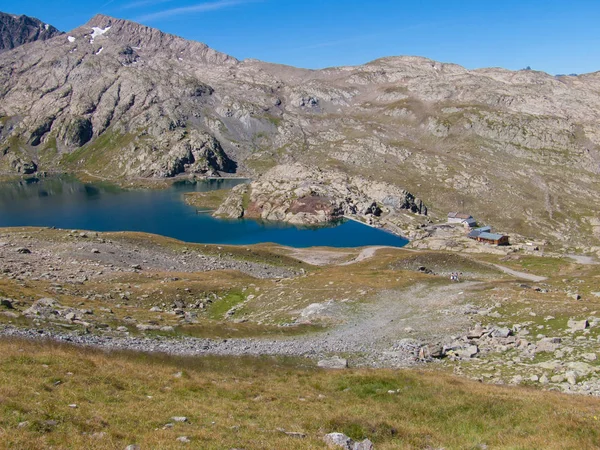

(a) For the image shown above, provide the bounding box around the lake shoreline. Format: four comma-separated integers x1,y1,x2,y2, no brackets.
0,176,409,248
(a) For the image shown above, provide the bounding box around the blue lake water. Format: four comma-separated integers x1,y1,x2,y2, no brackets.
0,176,408,248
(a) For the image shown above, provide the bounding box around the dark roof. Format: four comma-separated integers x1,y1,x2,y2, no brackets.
478,232,506,240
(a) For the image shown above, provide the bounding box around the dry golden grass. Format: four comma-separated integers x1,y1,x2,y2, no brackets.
0,339,599,449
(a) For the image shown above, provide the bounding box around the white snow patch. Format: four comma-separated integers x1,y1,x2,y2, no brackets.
67,36,76,43
90,26,111,39
178,57,183,61
132,46,141,50
44,24,49,30
96,47,104,55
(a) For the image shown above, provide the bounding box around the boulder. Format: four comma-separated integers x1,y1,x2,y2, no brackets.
23,298,60,317
318,357,348,369
567,318,588,331
354,439,374,450
491,327,512,338
535,338,561,353
457,345,479,358
581,353,597,361
0,298,14,309
324,433,354,449
467,325,485,339
419,344,444,359
171,416,189,423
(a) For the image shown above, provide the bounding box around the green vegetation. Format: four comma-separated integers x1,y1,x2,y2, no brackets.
61,129,138,177
183,189,231,210
207,289,246,319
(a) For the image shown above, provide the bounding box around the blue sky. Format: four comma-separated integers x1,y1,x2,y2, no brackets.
2,0,600,74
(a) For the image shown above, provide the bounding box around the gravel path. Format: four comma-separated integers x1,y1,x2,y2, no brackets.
490,263,547,282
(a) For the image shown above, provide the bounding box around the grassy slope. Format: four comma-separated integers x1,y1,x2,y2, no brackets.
0,338,599,450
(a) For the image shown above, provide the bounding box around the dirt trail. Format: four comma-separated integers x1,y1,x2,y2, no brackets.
287,245,390,266
490,264,547,282
286,248,353,266
567,254,598,265
338,246,389,265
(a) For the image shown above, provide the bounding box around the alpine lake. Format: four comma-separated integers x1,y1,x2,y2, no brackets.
0,176,408,248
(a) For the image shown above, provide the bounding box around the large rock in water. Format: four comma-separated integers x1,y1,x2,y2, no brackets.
214,163,426,225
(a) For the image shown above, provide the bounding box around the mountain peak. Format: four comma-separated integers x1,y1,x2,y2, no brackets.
78,13,237,66
0,11,63,53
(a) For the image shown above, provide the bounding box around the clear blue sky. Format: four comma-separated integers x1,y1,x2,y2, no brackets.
2,0,600,74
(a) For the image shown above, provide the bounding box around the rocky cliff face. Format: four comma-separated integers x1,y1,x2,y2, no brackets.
0,12,62,53
1,13,600,248
214,163,426,226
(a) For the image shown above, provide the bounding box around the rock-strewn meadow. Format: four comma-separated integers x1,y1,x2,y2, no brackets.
1,227,600,448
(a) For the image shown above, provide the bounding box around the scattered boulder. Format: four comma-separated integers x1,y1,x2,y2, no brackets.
467,325,485,339
324,433,354,449
171,416,189,423
535,338,561,353
16,247,31,254
176,436,191,443
23,298,60,317
323,433,374,450
318,357,348,369
491,327,512,338
355,439,374,450
0,298,14,309
567,318,588,332
582,353,597,361
457,345,479,359
419,344,444,359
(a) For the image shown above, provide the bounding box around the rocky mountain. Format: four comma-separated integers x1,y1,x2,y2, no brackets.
1,13,600,249
0,12,62,53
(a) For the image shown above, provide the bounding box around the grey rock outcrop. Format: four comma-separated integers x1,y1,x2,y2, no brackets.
215,163,426,225
323,433,374,450
0,12,62,53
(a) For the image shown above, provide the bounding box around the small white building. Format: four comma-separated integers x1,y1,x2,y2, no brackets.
447,212,477,228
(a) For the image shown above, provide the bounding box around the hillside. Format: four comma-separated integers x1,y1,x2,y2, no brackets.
0,12,62,53
1,14,600,248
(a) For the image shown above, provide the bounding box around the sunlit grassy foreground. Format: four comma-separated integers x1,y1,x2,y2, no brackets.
0,339,599,449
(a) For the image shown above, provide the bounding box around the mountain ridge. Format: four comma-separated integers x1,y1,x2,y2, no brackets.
0,11,62,53
1,12,600,250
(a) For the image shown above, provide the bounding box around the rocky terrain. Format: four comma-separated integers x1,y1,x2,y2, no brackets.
214,163,427,229
1,13,600,248
0,12,62,53
2,227,600,398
